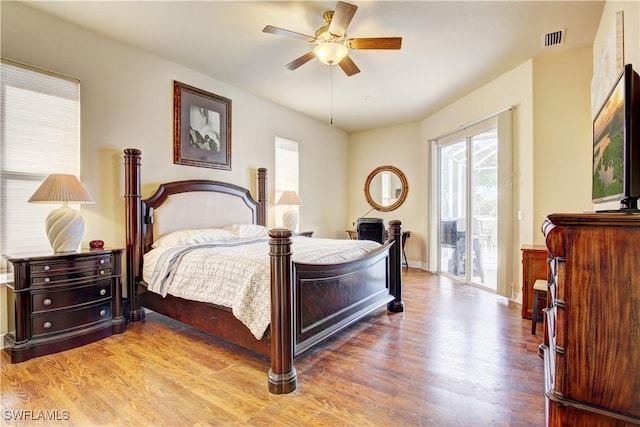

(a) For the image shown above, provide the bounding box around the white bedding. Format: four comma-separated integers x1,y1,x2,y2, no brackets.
143,236,381,340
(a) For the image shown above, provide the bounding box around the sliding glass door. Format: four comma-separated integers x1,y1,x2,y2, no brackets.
437,129,498,291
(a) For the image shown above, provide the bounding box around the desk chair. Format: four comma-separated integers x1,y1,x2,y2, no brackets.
356,218,385,244
531,279,548,334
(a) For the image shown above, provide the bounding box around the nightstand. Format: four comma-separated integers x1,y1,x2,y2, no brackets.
3,248,126,363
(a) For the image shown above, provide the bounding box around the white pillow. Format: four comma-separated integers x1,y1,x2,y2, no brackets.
223,224,269,238
152,228,235,248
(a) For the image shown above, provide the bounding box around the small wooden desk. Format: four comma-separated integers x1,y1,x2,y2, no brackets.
346,229,411,268
521,245,548,320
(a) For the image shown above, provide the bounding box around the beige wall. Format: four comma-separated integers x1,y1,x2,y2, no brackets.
348,123,421,254
532,1,640,225
1,1,351,243
532,47,594,244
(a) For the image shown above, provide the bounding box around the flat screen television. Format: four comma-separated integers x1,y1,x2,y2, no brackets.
592,63,640,211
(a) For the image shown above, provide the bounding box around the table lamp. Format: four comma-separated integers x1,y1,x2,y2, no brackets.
28,174,94,253
276,190,303,231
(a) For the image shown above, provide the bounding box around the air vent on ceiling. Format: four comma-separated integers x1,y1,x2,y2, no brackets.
543,29,565,47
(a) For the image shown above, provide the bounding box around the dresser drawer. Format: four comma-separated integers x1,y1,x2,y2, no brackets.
30,255,111,276
31,301,112,337
32,282,112,313
31,266,112,287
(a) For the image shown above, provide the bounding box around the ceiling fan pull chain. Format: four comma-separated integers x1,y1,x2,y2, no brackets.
330,65,334,125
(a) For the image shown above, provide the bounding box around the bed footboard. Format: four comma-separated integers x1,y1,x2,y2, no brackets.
267,222,404,394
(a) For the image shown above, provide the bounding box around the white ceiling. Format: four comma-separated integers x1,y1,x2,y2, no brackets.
22,0,605,133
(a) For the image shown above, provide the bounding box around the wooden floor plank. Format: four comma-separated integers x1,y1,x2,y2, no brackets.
1,269,545,426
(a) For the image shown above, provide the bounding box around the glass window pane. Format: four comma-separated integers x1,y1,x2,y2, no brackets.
1,60,80,271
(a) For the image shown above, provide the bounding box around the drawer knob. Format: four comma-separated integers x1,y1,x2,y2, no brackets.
99,289,107,296
44,265,50,271
44,278,50,283
43,298,52,306
99,270,105,275
100,259,105,265
43,321,52,329
99,309,107,316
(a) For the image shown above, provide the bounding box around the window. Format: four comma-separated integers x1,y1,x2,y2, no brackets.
274,137,299,230
1,59,81,269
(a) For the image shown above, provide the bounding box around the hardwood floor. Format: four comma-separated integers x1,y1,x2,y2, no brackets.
1,269,545,426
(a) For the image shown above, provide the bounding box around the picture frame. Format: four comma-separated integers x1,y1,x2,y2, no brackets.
591,10,624,116
173,80,231,170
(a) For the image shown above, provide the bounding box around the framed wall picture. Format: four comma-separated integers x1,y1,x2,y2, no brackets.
173,80,231,170
591,10,624,117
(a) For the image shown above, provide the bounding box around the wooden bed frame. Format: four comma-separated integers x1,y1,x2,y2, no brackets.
124,148,404,394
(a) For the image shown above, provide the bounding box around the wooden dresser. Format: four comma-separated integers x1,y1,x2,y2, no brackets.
3,248,126,363
542,213,640,426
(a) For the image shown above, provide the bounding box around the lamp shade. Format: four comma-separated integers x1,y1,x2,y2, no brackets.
313,42,349,65
276,191,302,231
28,174,94,204
28,174,94,253
276,191,303,207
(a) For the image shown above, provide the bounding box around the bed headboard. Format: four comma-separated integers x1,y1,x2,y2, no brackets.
124,148,268,294
145,182,262,243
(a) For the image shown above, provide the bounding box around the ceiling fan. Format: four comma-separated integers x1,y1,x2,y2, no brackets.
263,1,402,77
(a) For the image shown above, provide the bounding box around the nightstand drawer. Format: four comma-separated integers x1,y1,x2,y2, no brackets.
31,301,112,336
31,267,112,287
32,282,112,313
31,255,111,277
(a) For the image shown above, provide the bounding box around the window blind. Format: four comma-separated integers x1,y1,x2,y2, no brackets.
1,59,81,267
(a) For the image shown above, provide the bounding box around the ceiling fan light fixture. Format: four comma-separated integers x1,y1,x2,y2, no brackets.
314,42,348,65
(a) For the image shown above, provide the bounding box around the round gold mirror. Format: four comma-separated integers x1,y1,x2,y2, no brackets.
364,165,409,212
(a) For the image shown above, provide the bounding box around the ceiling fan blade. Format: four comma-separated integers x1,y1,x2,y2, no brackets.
328,1,358,36
338,55,361,77
263,25,315,42
349,37,403,50
284,52,316,71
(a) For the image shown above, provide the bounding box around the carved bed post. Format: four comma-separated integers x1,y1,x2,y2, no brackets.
124,148,145,322
257,167,268,227
268,228,297,394
388,219,405,312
